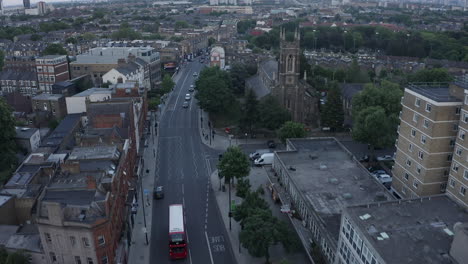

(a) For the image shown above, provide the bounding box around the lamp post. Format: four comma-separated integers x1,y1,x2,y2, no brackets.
313,29,317,51
406,33,411,57
375,31,379,54
343,30,348,52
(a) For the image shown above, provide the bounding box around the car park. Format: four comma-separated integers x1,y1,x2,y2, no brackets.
154,186,164,199
185,94,191,101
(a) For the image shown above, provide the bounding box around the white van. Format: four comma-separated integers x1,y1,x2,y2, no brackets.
249,149,271,160
254,153,274,166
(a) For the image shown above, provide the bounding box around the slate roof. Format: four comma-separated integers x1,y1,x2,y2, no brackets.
339,83,365,100
0,71,37,81
115,62,140,75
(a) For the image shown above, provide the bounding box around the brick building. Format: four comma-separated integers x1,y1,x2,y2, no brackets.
35,55,70,94
31,93,67,120
392,76,468,209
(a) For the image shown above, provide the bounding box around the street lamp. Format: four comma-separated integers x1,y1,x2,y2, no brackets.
406,33,411,57
375,32,379,54
313,29,317,51
343,30,347,52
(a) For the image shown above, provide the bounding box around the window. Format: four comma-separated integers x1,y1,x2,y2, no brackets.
404,173,409,181
454,124,459,131
421,135,426,144
456,147,463,156
45,233,52,243
450,179,456,188
425,103,432,112
415,98,421,107
453,162,459,172
82,237,90,247
464,170,468,180
448,154,453,161
460,130,466,140
75,256,82,264
87,258,94,264
413,180,419,189
408,144,413,152
441,183,447,192
464,113,468,123
450,139,455,147
98,235,105,246
465,95,468,104
101,256,108,264
413,113,419,123
418,151,424,160
50,252,57,262
416,166,421,174
406,159,412,167
460,186,466,196
444,169,449,176
456,107,461,115
70,236,76,246
423,119,429,128
411,129,416,137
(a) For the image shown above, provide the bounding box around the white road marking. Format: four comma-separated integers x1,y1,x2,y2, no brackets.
204,231,215,264
189,249,193,264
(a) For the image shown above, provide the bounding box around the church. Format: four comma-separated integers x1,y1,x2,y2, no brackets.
246,28,318,126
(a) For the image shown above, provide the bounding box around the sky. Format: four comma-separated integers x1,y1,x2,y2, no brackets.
5,0,72,7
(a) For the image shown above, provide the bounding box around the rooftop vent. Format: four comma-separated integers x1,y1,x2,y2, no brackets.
309,155,318,160
342,193,353,199
359,214,371,220
289,166,296,171
329,178,339,184
380,232,389,239
319,164,327,170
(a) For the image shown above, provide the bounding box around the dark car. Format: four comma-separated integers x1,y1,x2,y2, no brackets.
154,186,164,199
267,140,276,148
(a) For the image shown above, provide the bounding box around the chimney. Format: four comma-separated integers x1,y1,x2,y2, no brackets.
86,175,97,189
117,58,126,66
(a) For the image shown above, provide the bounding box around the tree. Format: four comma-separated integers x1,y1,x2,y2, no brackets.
208,37,216,46
0,50,4,70
278,121,306,143
258,96,291,130
218,146,250,185
352,81,402,154
30,34,42,41
239,210,282,264
240,89,259,134
408,68,453,83
195,67,237,115
0,98,17,180
321,82,344,131
82,32,97,41
161,74,175,94
236,178,251,198
5,251,30,264
175,21,189,31
43,44,67,56
233,190,269,227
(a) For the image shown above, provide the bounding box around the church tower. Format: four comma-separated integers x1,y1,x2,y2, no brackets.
273,27,314,124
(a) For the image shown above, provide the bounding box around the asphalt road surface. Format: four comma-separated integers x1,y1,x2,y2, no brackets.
150,60,236,264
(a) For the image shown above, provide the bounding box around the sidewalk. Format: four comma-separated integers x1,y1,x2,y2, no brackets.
128,71,181,264
210,167,311,264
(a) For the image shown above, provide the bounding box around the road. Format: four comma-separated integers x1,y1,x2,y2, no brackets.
150,60,236,264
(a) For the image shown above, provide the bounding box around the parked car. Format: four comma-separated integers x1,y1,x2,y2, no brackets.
249,149,272,160
359,155,369,162
182,102,189,108
376,174,392,189
371,170,387,178
185,94,191,101
154,186,164,199
254,153,274,166
267,140,276,148
377,155,394,161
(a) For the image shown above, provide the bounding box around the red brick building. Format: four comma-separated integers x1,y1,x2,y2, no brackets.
36,55,70,94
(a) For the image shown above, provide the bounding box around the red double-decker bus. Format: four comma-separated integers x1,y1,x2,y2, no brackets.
169,204,187,259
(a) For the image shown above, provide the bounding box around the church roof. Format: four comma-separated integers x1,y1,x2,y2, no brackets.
246,75,271,99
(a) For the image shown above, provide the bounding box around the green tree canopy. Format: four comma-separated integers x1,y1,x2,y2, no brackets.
82,32,97,41
0,98,17,180
161,74,175,94
5,250,30,264
195,67,237,115
321,82,344,131
352,81,402,149
229,63,256,95
43,44,68,56
218,146,250,184
408,68,453,83
175,21,190,30
0,50,4,70
258,96,291,130
278,121,306,143
233,190,270,227
239,89,259,134
111,23,142,40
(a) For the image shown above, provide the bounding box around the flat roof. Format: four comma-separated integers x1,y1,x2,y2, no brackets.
32,93,63,101
407,83,459,103
276,138,394,241
68,146,120,161
15,127,38,139
72,88,112,97
345,195,468,264
43,190,96,206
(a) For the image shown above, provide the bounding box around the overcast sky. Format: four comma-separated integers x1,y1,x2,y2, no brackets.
6,0,71,7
